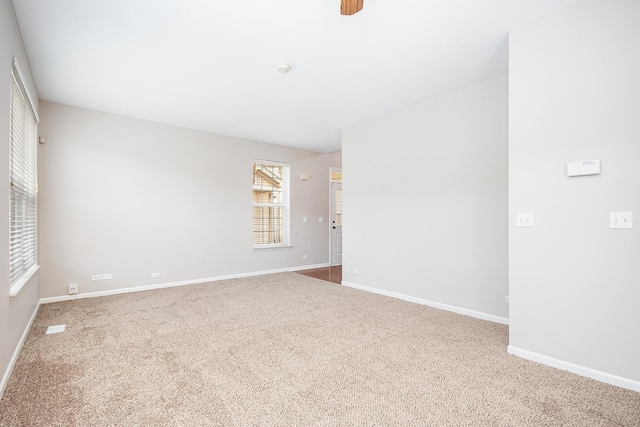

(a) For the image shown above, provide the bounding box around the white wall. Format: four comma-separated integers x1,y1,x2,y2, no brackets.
342,73,508,320
509,0,640,387
38,101,340,298
0,0,40,396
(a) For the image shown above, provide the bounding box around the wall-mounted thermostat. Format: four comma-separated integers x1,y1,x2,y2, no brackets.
567,159,600,177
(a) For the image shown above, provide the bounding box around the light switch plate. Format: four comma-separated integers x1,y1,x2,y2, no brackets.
516,213,534,228
610,211,632,229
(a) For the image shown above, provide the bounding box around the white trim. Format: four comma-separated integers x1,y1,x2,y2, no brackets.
341,281,509,325
11,58,39,123
9,265,40,298
252,244,293,251
329,172,343,267
253,158,290,168
40,264,330,304
507,345,640,393
289,263,328,271
0,300,40,399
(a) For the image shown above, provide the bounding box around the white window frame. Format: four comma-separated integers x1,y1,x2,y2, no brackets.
252,159,290,249
9,58,39,297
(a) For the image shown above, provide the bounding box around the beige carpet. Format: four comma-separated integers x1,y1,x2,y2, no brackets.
1,273,638,426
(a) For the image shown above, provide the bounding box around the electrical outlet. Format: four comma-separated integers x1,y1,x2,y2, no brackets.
353,268,359,274
102,273,113,280
92,275,102,281
68,284,79,295
151,272,160,278
302,254,308,259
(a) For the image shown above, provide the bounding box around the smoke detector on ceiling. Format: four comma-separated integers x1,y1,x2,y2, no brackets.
278,64,292,73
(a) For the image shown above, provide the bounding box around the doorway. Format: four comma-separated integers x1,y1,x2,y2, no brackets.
330,168,342,266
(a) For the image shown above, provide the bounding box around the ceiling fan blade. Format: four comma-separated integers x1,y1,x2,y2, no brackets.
341,0,364,16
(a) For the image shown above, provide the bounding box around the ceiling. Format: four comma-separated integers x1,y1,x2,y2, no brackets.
12,0,580,153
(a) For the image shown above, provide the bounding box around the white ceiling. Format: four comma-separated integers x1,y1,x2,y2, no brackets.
12,0,579,153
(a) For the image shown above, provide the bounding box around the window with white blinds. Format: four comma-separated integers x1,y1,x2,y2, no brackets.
252,161,289,247
9,61,38,294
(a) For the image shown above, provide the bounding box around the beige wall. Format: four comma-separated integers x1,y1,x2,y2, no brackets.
342,72,508,320
0,0,40,396
38,101,340,298
509,0,640,386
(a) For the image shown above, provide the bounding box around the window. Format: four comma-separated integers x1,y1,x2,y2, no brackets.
9,59,38,296
330,169,342,183
252,160,289,247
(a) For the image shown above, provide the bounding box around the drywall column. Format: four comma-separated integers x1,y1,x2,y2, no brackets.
508,0,640,389
342,73,508,320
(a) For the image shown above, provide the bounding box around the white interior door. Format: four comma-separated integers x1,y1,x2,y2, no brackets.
330,181,342,265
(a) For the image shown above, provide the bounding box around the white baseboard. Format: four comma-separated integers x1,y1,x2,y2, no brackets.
341,281,509,325
40,264,330,304
508,345,640,393
0,300,40,399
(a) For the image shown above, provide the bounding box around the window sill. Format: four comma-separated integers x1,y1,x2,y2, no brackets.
10,264,40,298
253,245,293,251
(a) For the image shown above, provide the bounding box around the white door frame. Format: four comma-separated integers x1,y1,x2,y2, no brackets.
329,167,342,266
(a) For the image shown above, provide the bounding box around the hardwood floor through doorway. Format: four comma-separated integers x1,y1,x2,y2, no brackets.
295,265,342,284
